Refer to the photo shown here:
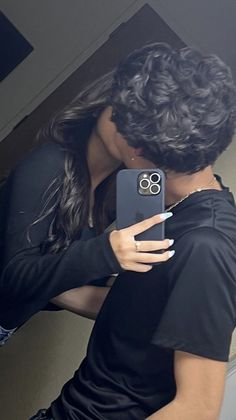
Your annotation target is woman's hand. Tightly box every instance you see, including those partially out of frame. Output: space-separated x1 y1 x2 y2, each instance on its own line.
109 212 174 273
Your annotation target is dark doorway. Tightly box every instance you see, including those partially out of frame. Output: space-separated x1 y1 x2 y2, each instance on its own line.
0 11 33 82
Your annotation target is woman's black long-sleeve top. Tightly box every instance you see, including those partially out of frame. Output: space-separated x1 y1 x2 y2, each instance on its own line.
0 142 121 329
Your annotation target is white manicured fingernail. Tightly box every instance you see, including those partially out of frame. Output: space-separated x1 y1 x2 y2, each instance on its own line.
159 212 173 220
169 239 174 246
169 250 175 258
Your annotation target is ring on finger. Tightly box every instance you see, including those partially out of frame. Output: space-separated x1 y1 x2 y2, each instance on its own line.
135 240 141 252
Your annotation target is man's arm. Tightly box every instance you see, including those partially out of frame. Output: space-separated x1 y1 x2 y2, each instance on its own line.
146 350 227 420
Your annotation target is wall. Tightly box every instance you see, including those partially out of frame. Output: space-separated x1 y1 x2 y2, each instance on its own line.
215 141 236 359
148 0 236 76
220 357 236 419
0 311 94 419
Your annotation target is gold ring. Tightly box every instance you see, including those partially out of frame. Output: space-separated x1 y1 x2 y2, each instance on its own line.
135 241 141 252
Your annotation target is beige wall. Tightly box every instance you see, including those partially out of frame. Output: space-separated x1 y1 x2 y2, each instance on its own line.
0 312 94 420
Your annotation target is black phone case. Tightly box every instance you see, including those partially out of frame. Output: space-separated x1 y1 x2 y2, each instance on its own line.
116 169 165 241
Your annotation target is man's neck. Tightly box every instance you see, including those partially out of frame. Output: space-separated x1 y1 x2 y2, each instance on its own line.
165 167 221 206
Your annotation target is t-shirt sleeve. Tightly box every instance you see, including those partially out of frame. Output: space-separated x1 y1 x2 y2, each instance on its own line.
1 142 121 305
152 228 236 362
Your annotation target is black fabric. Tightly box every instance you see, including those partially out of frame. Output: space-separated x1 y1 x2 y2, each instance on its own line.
51 182 236 420
0 142 122 329
29 409 53 420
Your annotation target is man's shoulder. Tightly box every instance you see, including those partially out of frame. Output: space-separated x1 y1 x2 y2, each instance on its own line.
168 192 236 247
174 225 236 260
177 225 231 244
168 225 236 284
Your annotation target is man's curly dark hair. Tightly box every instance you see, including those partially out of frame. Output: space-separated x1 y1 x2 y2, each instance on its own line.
111 43 236 173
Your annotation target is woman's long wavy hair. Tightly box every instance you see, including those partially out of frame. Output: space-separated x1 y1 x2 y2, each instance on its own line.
33 71 118 253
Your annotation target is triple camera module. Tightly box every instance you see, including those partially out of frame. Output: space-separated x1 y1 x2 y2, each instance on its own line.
138 172 161 195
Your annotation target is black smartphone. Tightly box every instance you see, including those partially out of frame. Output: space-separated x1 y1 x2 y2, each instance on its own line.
116 169 165 241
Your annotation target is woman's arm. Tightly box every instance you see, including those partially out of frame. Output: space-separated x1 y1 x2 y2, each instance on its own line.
51 276 117 319
51 285 111 320
1 143 121 304
146 350 226 420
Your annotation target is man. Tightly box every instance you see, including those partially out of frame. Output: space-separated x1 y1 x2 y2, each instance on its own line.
32 43 236 419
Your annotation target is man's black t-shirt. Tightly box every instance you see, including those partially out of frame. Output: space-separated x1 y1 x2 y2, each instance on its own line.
51 183 236 419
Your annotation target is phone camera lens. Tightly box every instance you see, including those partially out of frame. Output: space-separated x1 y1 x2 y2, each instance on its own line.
150 183 160 195
150 173 160 183
140 178 150 189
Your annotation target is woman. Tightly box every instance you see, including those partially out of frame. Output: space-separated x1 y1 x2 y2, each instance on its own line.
0 49 175 345
31 43 236 420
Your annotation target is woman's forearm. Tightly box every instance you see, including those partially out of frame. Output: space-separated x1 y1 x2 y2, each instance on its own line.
51 285 111 320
